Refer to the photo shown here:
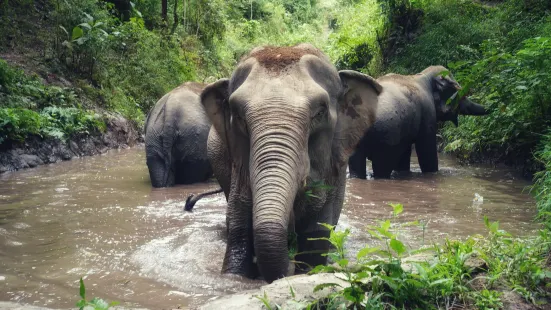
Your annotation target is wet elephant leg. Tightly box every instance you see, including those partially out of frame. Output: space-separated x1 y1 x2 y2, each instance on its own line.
415 133 438 173
222 170 258 279
147 154 174 187
371 147 398 178
294 229 330 274
174 158 213 184
348 149 367 179
395 145 412 172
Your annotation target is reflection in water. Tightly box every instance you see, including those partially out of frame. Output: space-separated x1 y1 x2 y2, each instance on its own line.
0 146 536 309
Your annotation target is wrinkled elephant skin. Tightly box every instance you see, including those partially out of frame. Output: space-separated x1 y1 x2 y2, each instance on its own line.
144 82 213 188
201 44 381 283
348 66 488 179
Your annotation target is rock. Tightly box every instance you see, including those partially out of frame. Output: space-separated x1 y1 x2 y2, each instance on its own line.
464 256 487 272
199 273 350 310
501 291 539 310
0 302 151 310
0 113 141 174
20 154 43 167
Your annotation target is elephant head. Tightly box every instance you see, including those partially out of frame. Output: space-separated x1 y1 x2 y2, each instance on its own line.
423 66 488 126
201 44 381 282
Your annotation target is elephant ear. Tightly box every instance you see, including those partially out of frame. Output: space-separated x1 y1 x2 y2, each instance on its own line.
201 78 230 140
333 70 381 166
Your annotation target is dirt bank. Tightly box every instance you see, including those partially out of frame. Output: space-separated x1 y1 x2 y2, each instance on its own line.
0 114 142 173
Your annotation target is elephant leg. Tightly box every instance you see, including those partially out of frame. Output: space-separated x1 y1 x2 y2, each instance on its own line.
174 158 212 184
395 145 412 172
371 147 397 178
348 149 367 179
415 132 438 173
146 154 174 187
222 176 257 279
294 229 330 274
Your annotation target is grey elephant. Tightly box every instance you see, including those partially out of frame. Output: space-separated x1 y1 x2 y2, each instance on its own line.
145 82 213 188
187 44 381 283
348 66 488 179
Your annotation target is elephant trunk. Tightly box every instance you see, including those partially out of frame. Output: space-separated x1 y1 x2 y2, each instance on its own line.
250 118 307 283
459 98 488 116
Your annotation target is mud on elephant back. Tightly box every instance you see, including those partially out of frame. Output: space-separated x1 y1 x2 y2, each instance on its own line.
348 65 489 179
184 43 384 283
144 82 214 188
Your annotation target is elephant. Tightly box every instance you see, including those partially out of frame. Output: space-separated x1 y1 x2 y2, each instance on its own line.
144 82 213 188
188 43 381 283
348 66 488 179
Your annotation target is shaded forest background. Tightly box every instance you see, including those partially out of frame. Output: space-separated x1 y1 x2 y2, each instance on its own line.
1 0 551 213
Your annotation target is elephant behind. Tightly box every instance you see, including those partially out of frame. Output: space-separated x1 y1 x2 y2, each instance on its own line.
348 66 488 179
144 82 213 187
198 44 382 283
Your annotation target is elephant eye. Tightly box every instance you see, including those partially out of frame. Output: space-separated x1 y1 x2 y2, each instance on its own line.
231 112 248 135
314 107 327 119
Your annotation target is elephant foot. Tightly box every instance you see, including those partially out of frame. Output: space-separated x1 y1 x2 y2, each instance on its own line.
222 263 259 280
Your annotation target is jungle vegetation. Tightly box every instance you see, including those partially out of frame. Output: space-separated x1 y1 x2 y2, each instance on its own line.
1 0 551 308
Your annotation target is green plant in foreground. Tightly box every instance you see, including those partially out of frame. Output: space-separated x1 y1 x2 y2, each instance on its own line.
472 289 503 310
305 203 551 309
76 278 118 310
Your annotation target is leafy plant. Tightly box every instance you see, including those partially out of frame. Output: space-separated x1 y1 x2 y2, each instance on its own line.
76 278 119 310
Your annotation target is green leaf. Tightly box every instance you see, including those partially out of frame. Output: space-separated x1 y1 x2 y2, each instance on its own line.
390 203 403 216
76 300 86 308
72 26 84 40
430 278 451 286
357 246 380 260
83 12 94 23
381 220 391 231
90 297 109 310
79 278 86 300
337 258 349 268
308 264 337 274
78 22 92 30
439 70 450 77
390 238 406 256
59 25 69 36
313 282 342 292
412 262 428 279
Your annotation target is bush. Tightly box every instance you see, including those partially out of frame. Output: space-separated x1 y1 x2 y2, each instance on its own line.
441 35 551 160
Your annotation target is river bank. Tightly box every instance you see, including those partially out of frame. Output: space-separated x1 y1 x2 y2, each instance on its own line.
0 114 142 174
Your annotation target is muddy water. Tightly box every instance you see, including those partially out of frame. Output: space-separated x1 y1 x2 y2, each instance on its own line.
0 146 536 309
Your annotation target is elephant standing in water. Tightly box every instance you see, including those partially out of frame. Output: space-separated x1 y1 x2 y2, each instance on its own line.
348 66 488 179
192 44 381 283
145 82 213 188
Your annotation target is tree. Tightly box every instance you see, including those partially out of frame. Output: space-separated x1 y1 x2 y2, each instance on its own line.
162 0 167 23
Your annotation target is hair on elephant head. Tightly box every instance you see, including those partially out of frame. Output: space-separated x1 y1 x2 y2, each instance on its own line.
424 66 488 127
200 43 381 283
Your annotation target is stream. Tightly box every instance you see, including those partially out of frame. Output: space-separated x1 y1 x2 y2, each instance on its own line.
0 146 537 309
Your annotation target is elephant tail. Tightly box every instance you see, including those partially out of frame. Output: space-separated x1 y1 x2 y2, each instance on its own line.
184 188 224 211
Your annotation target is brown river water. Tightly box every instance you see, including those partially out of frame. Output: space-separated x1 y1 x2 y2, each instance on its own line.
0 146 537 309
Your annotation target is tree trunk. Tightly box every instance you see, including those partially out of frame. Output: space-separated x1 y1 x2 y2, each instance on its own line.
161 0 168 23
170 0 178 34
183 0 187 32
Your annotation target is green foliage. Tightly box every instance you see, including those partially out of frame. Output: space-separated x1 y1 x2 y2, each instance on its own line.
76 278 119 310
472 289 503 310
533 132 551 218
0 60 105 144
307 206 551 309
442 35 551 159
0 108 43 144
